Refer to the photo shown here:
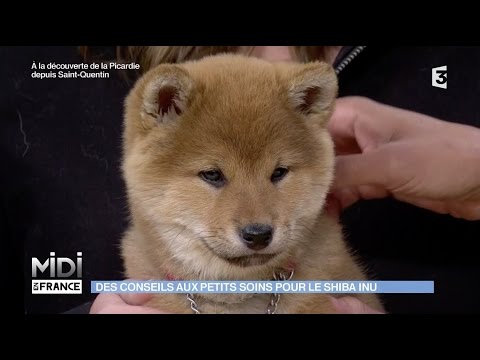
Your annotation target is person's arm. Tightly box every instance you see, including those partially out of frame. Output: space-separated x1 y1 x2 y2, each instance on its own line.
324 97 480 314
327 96 480 220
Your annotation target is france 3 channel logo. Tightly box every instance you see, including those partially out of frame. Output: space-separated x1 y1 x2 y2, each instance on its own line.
432 65 447 89
31 252 82 294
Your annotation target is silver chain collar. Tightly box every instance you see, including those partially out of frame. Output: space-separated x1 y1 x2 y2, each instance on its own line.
186 269 294 314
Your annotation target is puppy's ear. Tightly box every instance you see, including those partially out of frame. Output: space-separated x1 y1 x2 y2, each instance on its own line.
142 65 194 124
280 62 338 123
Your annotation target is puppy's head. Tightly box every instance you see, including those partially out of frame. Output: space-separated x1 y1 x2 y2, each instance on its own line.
123 55 337 278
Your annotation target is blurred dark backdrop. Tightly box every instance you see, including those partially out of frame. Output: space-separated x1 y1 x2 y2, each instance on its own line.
1 46 130 313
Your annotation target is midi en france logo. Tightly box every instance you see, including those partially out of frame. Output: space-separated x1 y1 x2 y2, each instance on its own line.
31 252 82 294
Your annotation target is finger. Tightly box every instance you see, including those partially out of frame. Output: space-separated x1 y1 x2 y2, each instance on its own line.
118 279 154 305
333 151 394 189
120 292 154 306
330 296 384 314
333 186 390 210
328 103 362 155
324 193 341 219
329 133 362 156
450 203 480 221
327 98 359 139
329 97 395 153
331 188 360 210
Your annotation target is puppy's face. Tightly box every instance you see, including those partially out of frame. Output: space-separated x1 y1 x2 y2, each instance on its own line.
123 55 337 277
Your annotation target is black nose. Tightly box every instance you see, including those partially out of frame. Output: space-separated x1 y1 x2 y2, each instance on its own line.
240 224 273 250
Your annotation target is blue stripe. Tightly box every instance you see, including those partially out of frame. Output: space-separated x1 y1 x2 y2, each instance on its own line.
91 280 434 294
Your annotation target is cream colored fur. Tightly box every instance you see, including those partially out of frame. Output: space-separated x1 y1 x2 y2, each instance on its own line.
121 54 383 314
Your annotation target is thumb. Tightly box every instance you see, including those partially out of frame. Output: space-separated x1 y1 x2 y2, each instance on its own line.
333 151 393 189
120 292 154 306
118 279 154 305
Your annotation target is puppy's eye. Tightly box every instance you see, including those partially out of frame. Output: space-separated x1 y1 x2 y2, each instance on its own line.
199 170 226 188
271 167 289 183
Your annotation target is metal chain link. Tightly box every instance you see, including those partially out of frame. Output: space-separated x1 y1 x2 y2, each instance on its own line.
266 269 294 314
186 292 201 314
187 269 294 315
265 293 281 314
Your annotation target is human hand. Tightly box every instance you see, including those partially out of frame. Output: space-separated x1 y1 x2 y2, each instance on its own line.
90 292 167 314
327 96 480 220
330 296 385 314
89 284 383 314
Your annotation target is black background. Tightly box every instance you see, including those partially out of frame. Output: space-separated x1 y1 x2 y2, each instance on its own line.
338 46 480 314
2 46 130 313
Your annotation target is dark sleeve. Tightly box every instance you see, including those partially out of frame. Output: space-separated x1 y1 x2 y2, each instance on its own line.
64 301 94 314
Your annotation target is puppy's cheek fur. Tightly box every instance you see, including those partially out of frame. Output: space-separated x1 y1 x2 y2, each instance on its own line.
120 55 381 313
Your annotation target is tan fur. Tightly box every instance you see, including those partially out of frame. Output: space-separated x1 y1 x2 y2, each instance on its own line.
121 54 383 313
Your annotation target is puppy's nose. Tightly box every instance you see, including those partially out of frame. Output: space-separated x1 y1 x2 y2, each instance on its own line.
240 224 273 250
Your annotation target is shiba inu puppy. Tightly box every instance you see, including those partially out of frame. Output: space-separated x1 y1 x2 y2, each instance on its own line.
121 54 383 313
